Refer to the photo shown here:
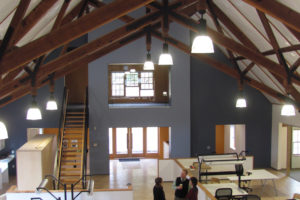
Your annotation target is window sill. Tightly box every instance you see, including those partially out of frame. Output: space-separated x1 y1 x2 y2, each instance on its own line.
109 103 170 109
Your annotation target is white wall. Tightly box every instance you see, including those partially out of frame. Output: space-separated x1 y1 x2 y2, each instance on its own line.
278 123 287 169
292 156 300 168
224 124 245 154
271 104 300 169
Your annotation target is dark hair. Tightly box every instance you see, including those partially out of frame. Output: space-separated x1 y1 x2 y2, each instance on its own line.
155 177 163 187
182 169 188 175
190 177 198 190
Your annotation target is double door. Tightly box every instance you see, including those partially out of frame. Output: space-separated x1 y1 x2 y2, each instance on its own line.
109 127 159 158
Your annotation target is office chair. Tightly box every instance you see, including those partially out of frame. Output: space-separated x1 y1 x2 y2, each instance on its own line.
244 195 261 200
215 188 232 200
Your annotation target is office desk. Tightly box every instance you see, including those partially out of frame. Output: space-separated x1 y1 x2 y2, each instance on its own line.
0 155 15 189
202 183 248 196
227 169 279 195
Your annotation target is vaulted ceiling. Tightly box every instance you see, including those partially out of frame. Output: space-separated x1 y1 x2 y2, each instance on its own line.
0 0 299 108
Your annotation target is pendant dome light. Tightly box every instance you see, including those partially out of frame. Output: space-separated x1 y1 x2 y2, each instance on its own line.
27 65 42 120
27 97 42 120
144 52 154 70
46 76 58 110
236 79 247 108
191 1 214 54
158 42 173 65
159 0 173 66
143 21 154 70
281 104 296 116
281 95 296 116
0 121 8 140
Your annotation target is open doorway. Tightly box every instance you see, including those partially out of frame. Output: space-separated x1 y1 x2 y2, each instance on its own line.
108 127 170 159
215 124 246 154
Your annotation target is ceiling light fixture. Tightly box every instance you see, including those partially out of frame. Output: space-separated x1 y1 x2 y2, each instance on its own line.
27 96 42 120
46 77 58 110
0 121 8 140
191 6 214 53
144 52 154 70
281 104 296 116
236 79 247 108
159 0 173 66
158 42 173 65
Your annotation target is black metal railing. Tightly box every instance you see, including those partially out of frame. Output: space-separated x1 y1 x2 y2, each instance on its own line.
81 87 89 189
71 175 94 200
56 87 68 188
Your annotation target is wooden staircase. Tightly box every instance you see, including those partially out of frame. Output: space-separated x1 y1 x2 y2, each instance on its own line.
58 105 85 188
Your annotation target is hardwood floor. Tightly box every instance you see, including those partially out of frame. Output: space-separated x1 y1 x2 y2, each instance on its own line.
92 159 300 200
1 159 300 200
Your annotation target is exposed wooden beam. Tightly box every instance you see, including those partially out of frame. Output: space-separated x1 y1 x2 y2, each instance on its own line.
61 0 86 26
0 0 31 53
51 0 71 31
10 0 59 46
242 62 255 76
0 29 146 107
31 11 161 82
0 0 154 75
235 44 300 61
242 0 300 33
88 0 134 23
151 30 298 106
3 68 23 83
256 10 300 103
208 1 257 51
291 57 300 73
207 0 242 75
0 12 161 98
169 11 300 85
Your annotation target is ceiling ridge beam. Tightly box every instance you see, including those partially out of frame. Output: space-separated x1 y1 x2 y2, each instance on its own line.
0 0 154 76
151 29 297 106
242 0 300 33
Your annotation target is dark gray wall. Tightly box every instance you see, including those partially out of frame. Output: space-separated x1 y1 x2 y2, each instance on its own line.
88 21 191 174
0 78 64 154
190 47 272 168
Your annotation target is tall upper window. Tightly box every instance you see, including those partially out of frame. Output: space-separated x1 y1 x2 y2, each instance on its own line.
293 129 300 155
230 125 236 150
108 64 169 104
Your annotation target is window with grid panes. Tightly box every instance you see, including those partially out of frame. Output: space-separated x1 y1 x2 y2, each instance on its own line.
109 64 169 103
293 129 300 155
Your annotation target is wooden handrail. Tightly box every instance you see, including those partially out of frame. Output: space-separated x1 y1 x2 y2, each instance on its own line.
80 87 89 189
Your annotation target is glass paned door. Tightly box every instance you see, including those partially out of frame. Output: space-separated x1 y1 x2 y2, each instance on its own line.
131 127 143 154
146 127 158 153
116 128 128 154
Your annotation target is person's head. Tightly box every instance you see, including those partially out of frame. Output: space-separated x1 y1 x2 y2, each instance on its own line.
190 177 198 188
181 169 188 179
155 177 163 187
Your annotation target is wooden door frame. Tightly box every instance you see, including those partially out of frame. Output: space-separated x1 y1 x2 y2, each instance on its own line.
109 127 159 159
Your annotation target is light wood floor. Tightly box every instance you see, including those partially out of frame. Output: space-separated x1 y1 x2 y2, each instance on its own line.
2 159 300 200
93 159 300 200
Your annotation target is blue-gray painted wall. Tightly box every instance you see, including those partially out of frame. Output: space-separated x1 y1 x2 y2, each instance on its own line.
88 21 191 174
0 78 64 154
190 47 272 168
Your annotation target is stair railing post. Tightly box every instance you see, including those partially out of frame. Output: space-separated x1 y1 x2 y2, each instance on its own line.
64 184 67 200
71 184 74 200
